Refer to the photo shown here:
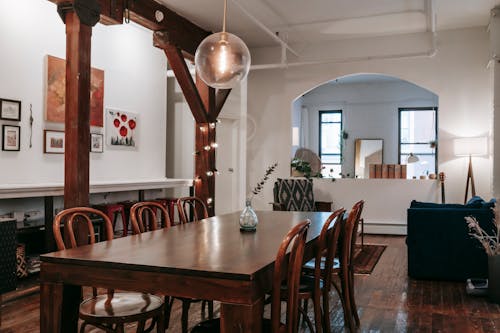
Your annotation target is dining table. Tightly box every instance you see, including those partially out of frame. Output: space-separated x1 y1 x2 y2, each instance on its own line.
40 210 332 333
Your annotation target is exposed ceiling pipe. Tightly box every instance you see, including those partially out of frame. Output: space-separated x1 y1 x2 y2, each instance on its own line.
251 0 437 71
229 0 299 57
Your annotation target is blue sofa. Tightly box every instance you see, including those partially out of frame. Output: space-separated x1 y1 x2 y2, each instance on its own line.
407 198 495 281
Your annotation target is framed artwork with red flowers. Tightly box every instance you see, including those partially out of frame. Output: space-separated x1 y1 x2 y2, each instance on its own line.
106 109 137 147
45 55 104 127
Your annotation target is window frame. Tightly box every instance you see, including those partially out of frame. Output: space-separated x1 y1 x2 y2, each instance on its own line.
318 110 343 175
398 107 438 174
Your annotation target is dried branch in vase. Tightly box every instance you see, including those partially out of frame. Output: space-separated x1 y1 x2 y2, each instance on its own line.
248 162 278 200
465 204 500 256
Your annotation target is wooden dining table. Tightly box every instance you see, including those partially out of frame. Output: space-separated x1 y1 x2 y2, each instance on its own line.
40 210 332 333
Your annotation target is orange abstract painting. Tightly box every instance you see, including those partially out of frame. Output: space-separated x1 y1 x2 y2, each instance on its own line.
46 55 104 127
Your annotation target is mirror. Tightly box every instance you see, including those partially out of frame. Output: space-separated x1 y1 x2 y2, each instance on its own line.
354 139 383 178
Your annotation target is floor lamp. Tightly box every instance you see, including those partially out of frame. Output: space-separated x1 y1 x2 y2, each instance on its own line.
454 137 488 204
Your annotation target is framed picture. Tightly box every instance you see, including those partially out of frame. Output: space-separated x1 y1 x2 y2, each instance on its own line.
2 125 20 151
46 55 104 127
106 109 138 148
0 99 21 121
44 130 64 154
90 133 104 153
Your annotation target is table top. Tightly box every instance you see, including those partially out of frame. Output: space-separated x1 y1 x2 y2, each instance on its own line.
41 210 331 281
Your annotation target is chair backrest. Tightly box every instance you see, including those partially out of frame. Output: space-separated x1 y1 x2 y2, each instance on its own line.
342 200 365 269
274 178 315 211
53 207 114 250
130 201 171 234
176 197 209 223
312 208 345 290
271 220 310 333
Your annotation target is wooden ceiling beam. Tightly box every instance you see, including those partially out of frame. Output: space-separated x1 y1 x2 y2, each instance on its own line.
158 40 208 123
49 0 210 55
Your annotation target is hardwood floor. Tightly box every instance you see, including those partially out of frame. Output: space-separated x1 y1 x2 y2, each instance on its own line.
1 235 499 332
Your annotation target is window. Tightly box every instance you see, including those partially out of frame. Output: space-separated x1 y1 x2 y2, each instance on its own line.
319 110 342 178
399 107 437 179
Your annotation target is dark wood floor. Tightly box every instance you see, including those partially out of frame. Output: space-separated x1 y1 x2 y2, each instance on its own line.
1 235 499 332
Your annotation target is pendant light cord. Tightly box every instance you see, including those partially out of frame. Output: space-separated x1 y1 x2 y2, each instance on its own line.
222 0 227 33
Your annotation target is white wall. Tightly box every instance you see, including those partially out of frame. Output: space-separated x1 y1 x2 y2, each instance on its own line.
247 27 493 212
299 79 438 177
0 0 167 185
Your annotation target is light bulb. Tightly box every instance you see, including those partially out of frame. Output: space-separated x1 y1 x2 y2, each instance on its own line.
207 197 213 204
195 32 251 89
199 126 206 132
209 122 216 129
206 171 214 177
204 145 211 151
211 142 219 148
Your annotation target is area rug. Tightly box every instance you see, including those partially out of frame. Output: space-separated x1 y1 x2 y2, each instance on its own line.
352 244 386 274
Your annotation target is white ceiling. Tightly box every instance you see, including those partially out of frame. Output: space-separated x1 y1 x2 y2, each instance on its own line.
159 0 500 47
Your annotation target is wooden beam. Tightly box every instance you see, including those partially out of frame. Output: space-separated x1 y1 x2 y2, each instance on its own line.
62 9 93 248
50 0 210 55
159 41 208 123
195 74 217 216
214 89 231 119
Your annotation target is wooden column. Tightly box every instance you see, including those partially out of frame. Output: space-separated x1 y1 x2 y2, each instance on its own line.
195 74 216 216
57 2 99 245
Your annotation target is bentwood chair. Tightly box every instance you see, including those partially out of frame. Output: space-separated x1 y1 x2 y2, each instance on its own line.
303 200 364 332
53 207 164 333
191 220 311 333
174 197 214 333
177 196 209 224
291 208 345 333
130 201 171 234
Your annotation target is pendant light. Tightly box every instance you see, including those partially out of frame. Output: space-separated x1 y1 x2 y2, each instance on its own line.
195 0 251 89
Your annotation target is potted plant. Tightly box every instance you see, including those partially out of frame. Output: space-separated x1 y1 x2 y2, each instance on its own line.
465 205 500 303
291 158 312 178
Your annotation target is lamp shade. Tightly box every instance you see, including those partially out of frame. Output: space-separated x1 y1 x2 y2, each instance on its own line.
407 153 419 164
454 137 488 156
195 32 251 89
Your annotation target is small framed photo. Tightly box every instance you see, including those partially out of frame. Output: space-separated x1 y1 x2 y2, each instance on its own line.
2 125 20 151
0 99 21 121
90 133 104 153
44 130 64 154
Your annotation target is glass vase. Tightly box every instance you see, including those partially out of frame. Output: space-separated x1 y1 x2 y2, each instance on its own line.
239 199 258 231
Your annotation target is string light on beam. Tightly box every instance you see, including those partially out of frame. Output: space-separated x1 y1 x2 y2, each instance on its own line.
207 197 213 204
211 142 219 148
209 122 216 129
206 171 214 177
204 145 211 151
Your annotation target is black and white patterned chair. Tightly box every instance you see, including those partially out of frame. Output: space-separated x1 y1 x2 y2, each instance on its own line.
272 178 331 211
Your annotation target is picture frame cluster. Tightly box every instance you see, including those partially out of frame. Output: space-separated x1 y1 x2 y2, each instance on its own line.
1 98 21 151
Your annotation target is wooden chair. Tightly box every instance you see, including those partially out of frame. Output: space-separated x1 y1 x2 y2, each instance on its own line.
302 200 364 333
292 208 345 333
191 220 311 333
130 201 171 234
177 196 209 223
170 197 214 333
53 207 164 333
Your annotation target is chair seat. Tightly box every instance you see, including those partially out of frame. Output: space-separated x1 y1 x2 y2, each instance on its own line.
280 274 324 297
79 292 163 322
302 256 340 271
191 318 285 333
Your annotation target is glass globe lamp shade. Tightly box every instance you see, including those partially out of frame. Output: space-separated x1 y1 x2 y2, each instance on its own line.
195 32 251 89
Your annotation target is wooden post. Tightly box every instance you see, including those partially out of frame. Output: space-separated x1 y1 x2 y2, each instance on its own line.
57 2 99 246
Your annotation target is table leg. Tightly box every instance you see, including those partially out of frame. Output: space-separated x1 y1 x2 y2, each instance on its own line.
220 298 264 333
40 282 80 333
